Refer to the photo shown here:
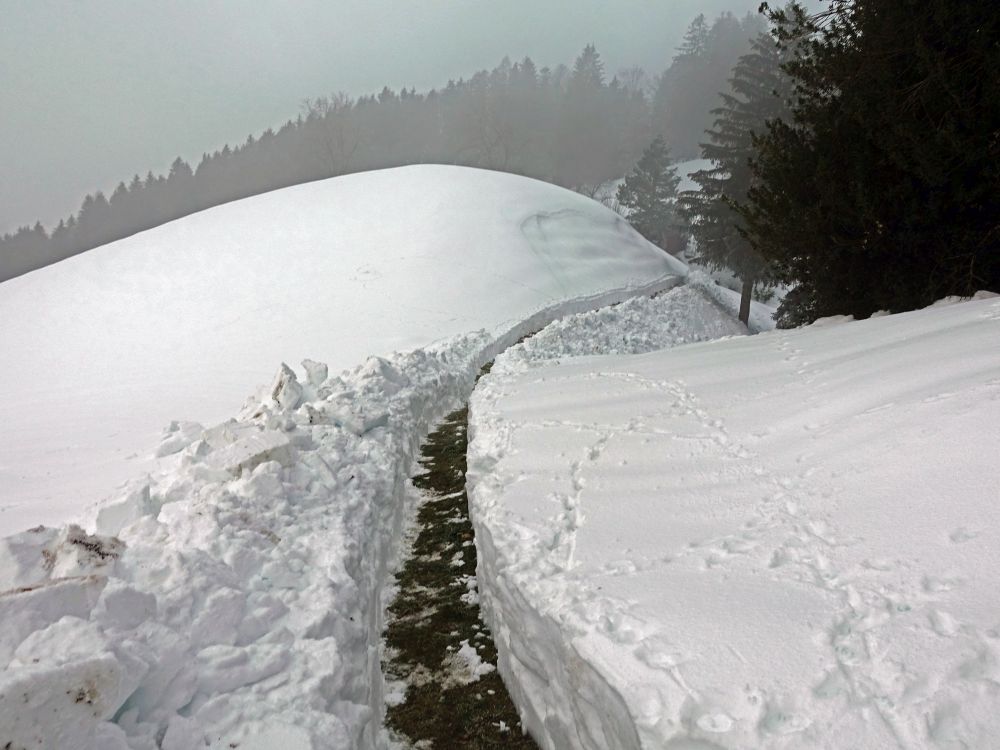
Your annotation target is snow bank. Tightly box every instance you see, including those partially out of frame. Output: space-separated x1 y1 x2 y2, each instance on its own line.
0 164 683 535
468 294 1000 748
687 268 778 333
0 165 685 748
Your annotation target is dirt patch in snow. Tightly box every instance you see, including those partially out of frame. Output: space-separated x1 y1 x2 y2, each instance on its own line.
383 406 537 748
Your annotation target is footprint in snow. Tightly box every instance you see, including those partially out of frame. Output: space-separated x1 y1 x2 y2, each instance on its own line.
696 712 734 733
929 609 960 637
759 705 812 735
949 526 979 543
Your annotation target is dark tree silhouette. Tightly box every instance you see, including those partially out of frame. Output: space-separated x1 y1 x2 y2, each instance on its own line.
616 136 680 251
742 1 1000 326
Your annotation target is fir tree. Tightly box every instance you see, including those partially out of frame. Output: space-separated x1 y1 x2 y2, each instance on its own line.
616 136 680 250
744 1 1000 326
680 31 794 325
572 44 605 89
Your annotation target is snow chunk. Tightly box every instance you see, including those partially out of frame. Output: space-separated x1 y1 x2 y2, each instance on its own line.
155 420 206 458
2 616 144 750
301 358 328 388
95 482 156 537
203 428 292 475
442 639 495 686
269 363 304 411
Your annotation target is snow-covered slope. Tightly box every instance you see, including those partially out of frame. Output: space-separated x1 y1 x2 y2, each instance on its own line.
0 165 682 535
0 166 684 750
468 294 1000 749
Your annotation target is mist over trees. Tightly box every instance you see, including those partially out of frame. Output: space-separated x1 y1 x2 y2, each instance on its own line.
652 12 766 158
1 10 767 283
10 0 994 333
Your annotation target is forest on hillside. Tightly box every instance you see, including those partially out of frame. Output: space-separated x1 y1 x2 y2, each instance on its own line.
4 1 997 330
0 11 762 283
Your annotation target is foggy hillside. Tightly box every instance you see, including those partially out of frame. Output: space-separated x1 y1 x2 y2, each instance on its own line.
1 11 761 282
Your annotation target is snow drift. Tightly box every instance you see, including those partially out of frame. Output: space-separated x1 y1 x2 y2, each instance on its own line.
0 165 684 749
468 293 1000 749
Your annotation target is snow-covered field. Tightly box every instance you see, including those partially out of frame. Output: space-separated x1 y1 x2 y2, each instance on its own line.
468 293 1000 748
0 166 684 749
0 164 680 535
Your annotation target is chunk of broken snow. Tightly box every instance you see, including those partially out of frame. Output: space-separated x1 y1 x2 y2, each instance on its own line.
301 359 328 388
1 616 144 750
0 525 122 591
203 429 292 475
269 363 304 411
154 420 206 458
95 482 157 537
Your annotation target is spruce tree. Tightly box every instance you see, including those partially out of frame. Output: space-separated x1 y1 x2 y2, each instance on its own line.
616 136 680 250
680 31 794 325
743 1 1000 326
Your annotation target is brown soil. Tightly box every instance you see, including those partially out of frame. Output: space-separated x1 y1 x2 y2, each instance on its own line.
383 406 537 749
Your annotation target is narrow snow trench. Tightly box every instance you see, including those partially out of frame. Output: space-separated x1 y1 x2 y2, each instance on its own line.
383 396 538 748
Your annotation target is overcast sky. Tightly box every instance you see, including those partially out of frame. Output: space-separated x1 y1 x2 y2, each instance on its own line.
1 0 764 235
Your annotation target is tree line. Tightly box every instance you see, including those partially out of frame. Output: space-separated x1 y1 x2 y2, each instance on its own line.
0 11 762 282
619 0 998 326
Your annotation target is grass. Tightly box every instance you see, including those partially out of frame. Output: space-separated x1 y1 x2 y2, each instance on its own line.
384 406 537 749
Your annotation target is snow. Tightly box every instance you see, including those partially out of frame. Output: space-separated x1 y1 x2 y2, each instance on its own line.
468 293 1000 748
0 165 684 749
0 164 683 536
687 268 779 333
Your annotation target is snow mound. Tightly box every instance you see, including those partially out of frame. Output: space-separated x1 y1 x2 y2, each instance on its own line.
468 295 1000 749
0 164 683 534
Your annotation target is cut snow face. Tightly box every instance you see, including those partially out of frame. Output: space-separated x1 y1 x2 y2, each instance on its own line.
0 166 684 750
468 294 1000 749
0 164 682 534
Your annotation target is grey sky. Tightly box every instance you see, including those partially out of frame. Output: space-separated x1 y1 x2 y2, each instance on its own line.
1 0 763 235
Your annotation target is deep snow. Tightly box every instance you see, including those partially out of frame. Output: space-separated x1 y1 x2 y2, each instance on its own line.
0 166 684 749
468 292 1000 749
0 164 682 535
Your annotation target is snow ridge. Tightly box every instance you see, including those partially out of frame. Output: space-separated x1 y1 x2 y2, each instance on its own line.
0 274 680 750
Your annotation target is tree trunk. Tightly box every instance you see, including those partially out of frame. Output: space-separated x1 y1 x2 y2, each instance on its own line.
739 275 754 326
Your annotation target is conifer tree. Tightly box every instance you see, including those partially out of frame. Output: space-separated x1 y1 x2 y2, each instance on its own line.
680 31 794 325
571 44 605 89
616 136 680 250
744 1 1000 326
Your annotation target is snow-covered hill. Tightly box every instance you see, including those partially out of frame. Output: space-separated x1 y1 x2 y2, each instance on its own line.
0 165 681 535
468 293 1000 749
0 166 685 750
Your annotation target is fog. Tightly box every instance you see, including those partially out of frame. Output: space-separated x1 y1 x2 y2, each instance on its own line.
0 0 766 235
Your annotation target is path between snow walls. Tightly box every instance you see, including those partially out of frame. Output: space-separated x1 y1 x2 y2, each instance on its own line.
466 294 1000 749
0 274 681 750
